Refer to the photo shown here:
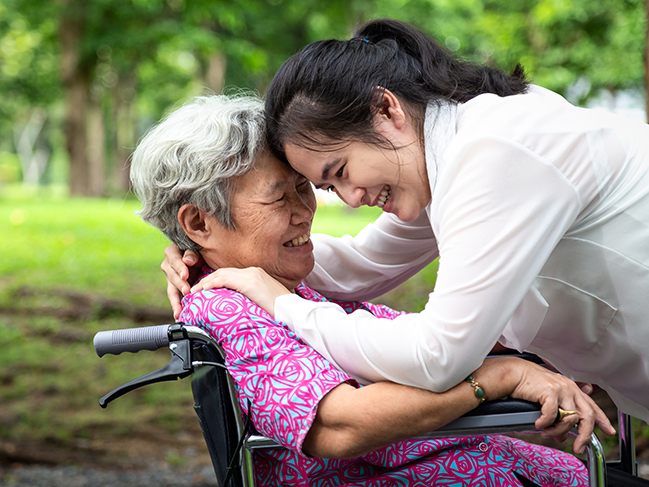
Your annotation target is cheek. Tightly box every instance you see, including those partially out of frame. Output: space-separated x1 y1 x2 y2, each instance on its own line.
303 190 317 213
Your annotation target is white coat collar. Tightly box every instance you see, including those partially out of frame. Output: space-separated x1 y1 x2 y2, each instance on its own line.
424 102 458 221
423 101 458 213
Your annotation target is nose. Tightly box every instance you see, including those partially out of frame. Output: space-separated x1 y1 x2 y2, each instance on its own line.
335 185 365 208
290 188 316 225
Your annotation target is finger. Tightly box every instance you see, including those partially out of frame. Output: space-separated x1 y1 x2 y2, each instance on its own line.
596 413 616 436
535 389 560 430
164 245 190 281
162 262 191 295
182 249 200 266
572 397 597 454
573 417 594 455
191 274 222 293
191 268 239 293
575 393 612 433
542 411 580 439
589 398 616 436
576 382 593 395
167 281 184 320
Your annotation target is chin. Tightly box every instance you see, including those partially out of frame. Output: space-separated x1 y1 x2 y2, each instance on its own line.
395 210 419 222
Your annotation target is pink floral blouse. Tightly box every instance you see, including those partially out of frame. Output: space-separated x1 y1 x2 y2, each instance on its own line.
179 281 587 487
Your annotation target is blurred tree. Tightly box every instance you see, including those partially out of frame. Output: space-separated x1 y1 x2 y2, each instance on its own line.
470 0 646 105
1 0 646 195
0 0 59 185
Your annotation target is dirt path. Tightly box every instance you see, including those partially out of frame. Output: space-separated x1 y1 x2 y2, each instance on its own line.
0 433 215 486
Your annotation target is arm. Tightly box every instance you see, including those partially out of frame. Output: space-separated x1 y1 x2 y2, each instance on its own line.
180 289 613 459
305 356 614 458
275 138 583 392
306 209 439 301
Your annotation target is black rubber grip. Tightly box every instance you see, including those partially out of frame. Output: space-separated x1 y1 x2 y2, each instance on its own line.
94 325 170 357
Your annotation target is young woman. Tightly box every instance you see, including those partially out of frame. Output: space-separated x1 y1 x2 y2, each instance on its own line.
164 19 649 425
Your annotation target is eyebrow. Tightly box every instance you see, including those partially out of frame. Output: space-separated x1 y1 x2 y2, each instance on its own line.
267 178 288 195
320 158 342 182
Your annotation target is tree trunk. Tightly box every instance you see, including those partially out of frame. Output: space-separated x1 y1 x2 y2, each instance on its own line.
113 80 136 193
59 0 90 196
87 94 105 196
15 109 49 185
204 53 227 94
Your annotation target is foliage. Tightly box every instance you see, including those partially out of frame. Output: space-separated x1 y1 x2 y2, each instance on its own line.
0 0 645 191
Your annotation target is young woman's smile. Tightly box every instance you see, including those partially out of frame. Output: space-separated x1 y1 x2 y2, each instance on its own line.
284 139 430 222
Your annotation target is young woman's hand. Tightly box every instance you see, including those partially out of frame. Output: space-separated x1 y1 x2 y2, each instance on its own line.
475 357 615 454
191 267 291 316
161 244 204 319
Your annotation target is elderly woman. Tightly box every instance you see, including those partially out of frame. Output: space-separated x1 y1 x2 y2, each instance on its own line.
129 95 612 487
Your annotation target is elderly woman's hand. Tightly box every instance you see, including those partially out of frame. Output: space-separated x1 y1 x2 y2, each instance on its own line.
191 267 291 316
161 244 204 319
500 358 616 454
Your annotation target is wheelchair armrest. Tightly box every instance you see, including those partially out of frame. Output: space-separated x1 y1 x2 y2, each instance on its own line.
244 399 543 450
429 399 542 437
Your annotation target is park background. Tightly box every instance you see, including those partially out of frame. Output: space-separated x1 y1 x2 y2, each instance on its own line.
1 0 648 484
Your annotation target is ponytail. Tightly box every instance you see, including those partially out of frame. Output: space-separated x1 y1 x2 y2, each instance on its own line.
357 19 528 102
265 19 528 160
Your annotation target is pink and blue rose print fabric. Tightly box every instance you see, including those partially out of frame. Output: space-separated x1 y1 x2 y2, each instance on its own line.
179 280 587 487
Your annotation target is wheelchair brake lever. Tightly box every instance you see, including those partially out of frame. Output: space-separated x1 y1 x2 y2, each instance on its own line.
99 334 193 408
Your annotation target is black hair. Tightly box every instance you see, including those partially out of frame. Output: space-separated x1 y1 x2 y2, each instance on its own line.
265 18 528 160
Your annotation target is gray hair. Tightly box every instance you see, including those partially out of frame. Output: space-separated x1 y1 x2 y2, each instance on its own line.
130 94 266 251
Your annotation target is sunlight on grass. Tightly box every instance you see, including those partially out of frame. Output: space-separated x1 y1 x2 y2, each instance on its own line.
0 196 171 307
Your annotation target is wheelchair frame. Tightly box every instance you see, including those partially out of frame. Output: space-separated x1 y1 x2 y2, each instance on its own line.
95 323 637 487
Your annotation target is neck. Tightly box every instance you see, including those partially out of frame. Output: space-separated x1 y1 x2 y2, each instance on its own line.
201 251 300 294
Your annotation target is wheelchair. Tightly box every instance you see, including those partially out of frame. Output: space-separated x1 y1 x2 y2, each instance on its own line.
94 323 639 487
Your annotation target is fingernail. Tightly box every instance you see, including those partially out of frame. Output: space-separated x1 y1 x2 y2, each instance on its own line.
186 255 197 264
576 446 584 455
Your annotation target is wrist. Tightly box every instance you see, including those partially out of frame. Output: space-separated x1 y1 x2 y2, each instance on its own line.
464 375 486 404
474 357 520 401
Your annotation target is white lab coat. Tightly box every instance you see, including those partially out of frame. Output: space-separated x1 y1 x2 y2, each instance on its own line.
276 85 649 421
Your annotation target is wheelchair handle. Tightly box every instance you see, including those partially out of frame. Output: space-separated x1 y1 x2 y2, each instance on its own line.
94 324 170 357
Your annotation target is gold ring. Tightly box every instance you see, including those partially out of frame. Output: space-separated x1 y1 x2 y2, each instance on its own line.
557 408 578 421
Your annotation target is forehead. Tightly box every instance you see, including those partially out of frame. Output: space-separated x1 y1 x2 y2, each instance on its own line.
237 151 296 195
284 142 347 182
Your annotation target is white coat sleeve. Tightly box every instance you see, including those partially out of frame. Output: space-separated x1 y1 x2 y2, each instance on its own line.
277 137 583 391
304 210 439 301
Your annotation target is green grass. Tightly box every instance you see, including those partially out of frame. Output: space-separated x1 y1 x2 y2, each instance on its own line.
0 196 171 307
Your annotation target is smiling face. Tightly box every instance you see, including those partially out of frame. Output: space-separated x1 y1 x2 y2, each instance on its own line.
284 129 431 223
282 90 431 223
199 152 316 291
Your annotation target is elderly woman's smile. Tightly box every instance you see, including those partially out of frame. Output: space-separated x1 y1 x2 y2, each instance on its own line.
186 152 317 292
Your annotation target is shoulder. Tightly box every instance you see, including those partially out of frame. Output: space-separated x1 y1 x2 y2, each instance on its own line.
458 87 551 131
179 287 276 340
